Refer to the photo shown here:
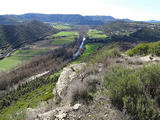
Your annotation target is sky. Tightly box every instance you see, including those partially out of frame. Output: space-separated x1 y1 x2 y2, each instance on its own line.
0 0 160 21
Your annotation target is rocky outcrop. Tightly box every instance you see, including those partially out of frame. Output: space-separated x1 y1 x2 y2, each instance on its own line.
26 63 124 120
53 63 87 104
118 54 160 66
37 104 81 120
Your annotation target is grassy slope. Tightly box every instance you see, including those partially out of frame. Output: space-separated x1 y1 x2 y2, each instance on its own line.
74 43 121 64
74 43 103 63
0 72 59 120
0 83 55 120
88 29 108 39
0 49 47 70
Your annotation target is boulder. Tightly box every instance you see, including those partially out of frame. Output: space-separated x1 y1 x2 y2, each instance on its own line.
53 63 86 103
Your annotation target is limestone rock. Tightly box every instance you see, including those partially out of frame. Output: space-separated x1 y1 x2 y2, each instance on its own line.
53 63 86 102
73 103 81 110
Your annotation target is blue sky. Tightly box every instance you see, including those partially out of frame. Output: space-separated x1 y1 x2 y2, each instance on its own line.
0 0 159 21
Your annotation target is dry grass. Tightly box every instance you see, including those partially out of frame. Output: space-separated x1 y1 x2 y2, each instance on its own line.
68 80 89 105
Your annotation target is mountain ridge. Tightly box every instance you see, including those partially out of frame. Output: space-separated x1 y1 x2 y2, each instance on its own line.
0 13 160 25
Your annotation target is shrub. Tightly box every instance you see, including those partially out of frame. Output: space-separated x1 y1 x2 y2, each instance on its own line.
104 65 160 120
126 43 149 56
126 41 160 56
68 80 90 105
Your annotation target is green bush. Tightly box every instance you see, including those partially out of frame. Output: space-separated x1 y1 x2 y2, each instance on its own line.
126 41 160 56
104 65 160 120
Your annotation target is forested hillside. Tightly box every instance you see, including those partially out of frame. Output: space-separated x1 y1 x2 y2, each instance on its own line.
0 20 57 49
102 21 160 43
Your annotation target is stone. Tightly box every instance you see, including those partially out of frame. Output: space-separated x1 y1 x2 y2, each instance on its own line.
73 104 81 110
55 112 67 119
54 63 86 102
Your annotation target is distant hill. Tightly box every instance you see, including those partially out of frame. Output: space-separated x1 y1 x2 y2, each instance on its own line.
102 21 160 43
130 27 160 42
102 21 157 36
0 13 134 25
85 16 116 23
0 16 18 25
1 13 160 25
0 20 57 49
1 14 105 25
148 20 160 23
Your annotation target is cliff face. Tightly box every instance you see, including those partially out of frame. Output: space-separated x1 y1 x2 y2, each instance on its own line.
27 63 124 120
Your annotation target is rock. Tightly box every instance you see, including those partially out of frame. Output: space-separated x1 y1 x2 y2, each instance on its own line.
37 110 57 120
55 112 67 119
37 105 73 120
54 63 86 103
73 104 81 110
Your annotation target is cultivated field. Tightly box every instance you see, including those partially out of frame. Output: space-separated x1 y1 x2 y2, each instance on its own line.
0 49 47 71
51 31 79 45
0 31 79 71
88 29 108 39
52 24 71 30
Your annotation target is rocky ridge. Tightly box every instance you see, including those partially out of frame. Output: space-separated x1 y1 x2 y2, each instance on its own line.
26 63 124 120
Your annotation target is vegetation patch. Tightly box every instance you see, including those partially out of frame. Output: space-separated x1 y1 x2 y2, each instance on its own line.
104 65 160 120
51 36 76 45
0 72 60 120
51 31 79 45
0 49 47 70
52 24 71 30
88 29 108 39
126 41 160 56
54 31 78 37
87 44 121 64
74 43 103 63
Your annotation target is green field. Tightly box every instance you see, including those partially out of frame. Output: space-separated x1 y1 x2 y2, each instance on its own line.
51 36 76 45
51 31 79 45
0 49 47 71
52 24 71 30
74 43 103 63
54 31 79 37
88 29 108 39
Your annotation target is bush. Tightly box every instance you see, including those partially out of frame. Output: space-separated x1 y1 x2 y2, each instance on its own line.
126 41 160 56
104 65 160 120
126 43 149 56
68 80 90 105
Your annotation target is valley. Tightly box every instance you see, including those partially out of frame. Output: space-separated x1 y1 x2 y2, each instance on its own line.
0 29 79 71
0 16 160 120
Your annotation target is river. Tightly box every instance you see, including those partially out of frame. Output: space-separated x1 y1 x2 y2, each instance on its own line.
73 37 86 59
